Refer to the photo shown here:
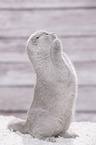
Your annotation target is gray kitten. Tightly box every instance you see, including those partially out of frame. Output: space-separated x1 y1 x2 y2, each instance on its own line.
8 31 78 141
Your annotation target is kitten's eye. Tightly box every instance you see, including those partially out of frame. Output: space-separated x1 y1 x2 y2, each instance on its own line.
36 36 39 39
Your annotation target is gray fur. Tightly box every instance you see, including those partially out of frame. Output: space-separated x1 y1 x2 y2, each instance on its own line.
8 31 78 141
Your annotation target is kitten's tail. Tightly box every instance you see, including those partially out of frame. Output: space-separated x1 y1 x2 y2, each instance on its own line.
8 119 28 134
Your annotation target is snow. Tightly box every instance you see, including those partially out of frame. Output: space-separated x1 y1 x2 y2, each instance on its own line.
0 116 96 145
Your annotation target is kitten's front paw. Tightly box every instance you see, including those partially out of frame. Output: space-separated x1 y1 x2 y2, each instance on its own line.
52 39 62 51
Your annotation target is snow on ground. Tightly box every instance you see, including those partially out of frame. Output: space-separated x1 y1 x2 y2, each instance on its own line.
0 116 96 145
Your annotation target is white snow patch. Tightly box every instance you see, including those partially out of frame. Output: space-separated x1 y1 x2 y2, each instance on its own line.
0 116 96 145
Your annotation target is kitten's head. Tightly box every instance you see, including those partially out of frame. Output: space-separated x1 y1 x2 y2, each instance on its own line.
27 30 57 66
